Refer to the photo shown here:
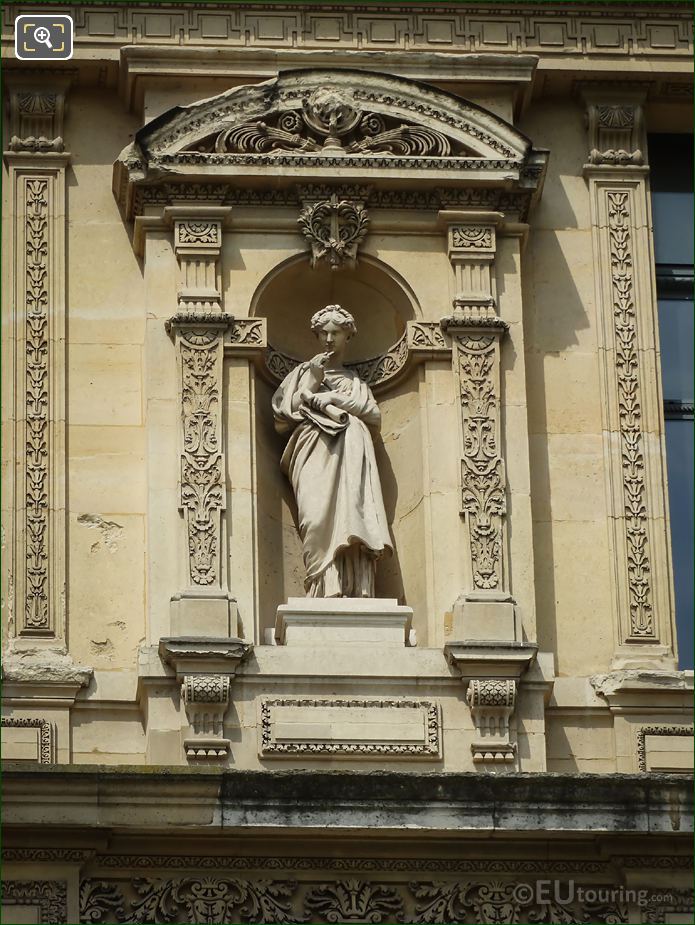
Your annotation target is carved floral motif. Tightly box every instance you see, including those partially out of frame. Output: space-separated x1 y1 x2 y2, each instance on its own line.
24 178 51 631
451 226 493 250
607 190 653 637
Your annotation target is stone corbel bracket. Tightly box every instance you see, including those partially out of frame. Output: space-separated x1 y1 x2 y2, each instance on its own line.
159 637 252 761
466 678 517 764
261 320 451 395
445 641 537 770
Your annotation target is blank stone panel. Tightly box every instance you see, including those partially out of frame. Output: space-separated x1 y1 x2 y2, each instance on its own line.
308 16 344 42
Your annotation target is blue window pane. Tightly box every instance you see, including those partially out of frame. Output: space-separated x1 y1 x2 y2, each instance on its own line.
658 298 694 403
652 191 695 266
665 418 694 670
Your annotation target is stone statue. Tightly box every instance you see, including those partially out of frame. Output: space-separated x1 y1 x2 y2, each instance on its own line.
272 305 392 597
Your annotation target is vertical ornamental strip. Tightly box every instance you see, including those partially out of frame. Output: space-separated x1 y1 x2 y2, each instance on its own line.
440 215 513 615
165 208 237 638
5 79 71 643
582 88 676 668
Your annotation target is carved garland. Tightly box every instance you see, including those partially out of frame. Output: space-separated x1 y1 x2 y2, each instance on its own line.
607 190 654 638
24 177 51 631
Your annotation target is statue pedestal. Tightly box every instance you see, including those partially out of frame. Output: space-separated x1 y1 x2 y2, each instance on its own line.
275 597 413 647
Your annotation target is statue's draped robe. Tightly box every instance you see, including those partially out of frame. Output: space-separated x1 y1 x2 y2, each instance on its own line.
272 364 392 597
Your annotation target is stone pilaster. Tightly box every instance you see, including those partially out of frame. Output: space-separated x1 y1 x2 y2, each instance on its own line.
582 87 676 670
165 208 237 637
439 213 518 642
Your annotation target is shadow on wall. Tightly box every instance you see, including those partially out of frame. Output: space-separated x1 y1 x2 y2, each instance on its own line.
512 99 602 671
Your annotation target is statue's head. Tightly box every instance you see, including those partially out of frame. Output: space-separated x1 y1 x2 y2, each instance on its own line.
310 304 357 338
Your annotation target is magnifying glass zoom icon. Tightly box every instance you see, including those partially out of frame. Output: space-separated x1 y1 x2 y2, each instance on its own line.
34 26 53 48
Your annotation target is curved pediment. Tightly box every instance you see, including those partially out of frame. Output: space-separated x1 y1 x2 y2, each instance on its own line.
136 68 531 165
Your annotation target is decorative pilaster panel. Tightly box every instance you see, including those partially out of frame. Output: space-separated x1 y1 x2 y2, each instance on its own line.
5 79 70 644
165 207 236 638
167 314 232 595
447 323 509 595
583 89 675 668
441 215 511 607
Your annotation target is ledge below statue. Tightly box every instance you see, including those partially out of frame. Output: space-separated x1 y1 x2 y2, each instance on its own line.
275 597 413 647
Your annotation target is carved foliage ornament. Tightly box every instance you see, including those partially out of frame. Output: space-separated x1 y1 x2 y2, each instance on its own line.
298 194 369 270
607 190 653 638
24 177 51 631
455 333 506 592
173 322 229 588
75 876 656 923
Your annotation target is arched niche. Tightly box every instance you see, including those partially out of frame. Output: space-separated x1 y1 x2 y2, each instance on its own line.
250 252 418 364
252 253 427 641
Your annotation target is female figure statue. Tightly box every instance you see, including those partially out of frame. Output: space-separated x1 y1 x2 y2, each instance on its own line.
272 305 392 597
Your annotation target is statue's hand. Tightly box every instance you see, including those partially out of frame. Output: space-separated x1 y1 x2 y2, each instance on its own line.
308 351 333 378
307 391 335 413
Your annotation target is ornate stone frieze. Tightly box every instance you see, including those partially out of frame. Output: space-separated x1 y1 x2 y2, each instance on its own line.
131 183 533 222
3 880 68 924
181 674 231 759
298 193 369 270
74 873 687 924
226 317 267 352
466 679 517 763
0 715 53 764
79 877 300 924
